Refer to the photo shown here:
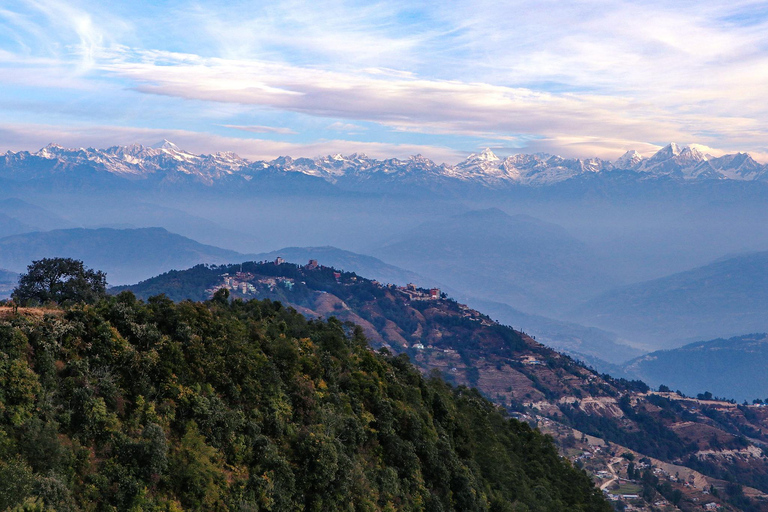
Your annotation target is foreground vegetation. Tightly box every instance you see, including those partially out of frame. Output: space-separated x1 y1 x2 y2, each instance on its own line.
0 291 609 511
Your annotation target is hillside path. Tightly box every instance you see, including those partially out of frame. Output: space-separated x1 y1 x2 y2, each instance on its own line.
599 457 622 491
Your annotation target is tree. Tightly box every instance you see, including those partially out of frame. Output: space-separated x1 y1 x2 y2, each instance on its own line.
12 258 107 306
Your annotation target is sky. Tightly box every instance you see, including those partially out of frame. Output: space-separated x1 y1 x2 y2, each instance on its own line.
2 0 768 163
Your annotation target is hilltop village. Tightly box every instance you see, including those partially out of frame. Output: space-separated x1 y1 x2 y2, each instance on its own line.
208 257 444 304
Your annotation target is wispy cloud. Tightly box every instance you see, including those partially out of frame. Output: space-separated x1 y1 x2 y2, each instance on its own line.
1 1 768 159
95 48 716 155
326 122 367 132
223 124 297 135
1 0 129 68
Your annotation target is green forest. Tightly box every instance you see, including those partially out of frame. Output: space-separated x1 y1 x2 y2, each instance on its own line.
0 291 610 511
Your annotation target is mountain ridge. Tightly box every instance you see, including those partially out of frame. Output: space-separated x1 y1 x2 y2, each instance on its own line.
3 141 767 189
572 250 768 348
621 333 768 402
0 227 247 285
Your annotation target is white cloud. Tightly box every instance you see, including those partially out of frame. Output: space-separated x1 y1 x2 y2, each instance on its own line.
3 0 129 68
326 122 367 132
95 49 710 156
223 124 298 135
2 1 768 159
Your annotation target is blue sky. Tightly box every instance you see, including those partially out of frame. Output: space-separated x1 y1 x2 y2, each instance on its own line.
2 0 768 162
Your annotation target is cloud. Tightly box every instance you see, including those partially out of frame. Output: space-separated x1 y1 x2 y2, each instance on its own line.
96 50 702 154
2 1 768 159
223 124 297 135
177 1 434 68
326 122 367 132
2 0 129 69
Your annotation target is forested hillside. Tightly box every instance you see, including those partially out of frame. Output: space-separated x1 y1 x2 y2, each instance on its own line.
0 294 609 511
119 260 768 510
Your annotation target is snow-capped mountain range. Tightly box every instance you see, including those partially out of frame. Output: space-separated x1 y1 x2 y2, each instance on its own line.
1 140 767 189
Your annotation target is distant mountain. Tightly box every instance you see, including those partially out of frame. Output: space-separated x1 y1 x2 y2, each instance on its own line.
0 227 247 284
621 143 767 181
0 141 336 194
572 251 768 348
467 298 644 366
0 267 18 298
374 208 616 314
0 268 17 282
622 334 768 402
0 198 76 231
0 198 76 237
0 213 36 239
2 141 767 191
69 200 253 252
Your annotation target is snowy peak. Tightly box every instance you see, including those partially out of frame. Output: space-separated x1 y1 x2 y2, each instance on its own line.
648 143 682 163
152 139 180 150
678 146 707 165
2 141 767 188
451 148 510 183
614 150 644 169
645 143 706 165
667 142 682 156
475 148 500 162
638 143 714 178
35 143 69 159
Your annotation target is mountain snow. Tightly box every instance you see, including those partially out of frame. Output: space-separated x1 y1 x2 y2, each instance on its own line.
1 141 766 188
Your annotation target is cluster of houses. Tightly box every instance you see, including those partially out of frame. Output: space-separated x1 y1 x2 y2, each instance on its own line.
208 270 296 297
519 355 545 366
208 272 258 296
255 276 295 291
396 283 442 301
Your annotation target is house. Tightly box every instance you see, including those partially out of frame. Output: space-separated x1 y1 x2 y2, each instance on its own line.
275 257 285 265
430 288 441 299
306 259 319 269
